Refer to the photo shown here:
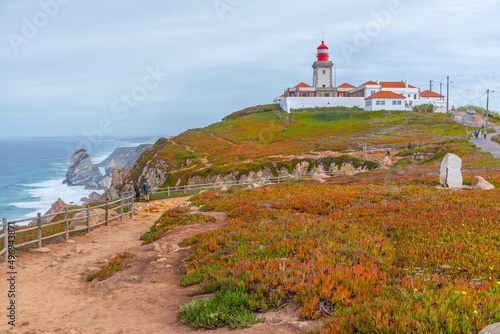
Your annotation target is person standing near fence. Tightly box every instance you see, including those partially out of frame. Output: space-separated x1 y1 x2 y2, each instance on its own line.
134 184 141 202
143 181 150 202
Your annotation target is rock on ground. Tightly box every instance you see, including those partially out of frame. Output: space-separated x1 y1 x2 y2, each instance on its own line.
472 176 495 190
479 322 500 334
439 153 463 188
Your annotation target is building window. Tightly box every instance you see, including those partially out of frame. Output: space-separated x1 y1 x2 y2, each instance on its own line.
310 93 314 97
397 100 402 105
322 85 326 88
392 101 397 105
324 93 329 97
381 101 385 105
291 93 295 97
414 94 417 99
301 93 306 97
339 93 343 97
376 101 381 105
371 90 376 95
322 70 326 75
408 94 411 98
366 101 371 106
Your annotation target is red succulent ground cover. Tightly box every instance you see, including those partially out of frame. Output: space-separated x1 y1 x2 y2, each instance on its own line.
179 166 500 333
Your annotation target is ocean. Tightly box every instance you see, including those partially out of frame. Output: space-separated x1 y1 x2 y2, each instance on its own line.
0 137 157 224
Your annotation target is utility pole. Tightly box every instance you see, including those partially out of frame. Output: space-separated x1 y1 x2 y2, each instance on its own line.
486 89 490 129
446 76 450 113
440 83 443 100
430 80 433 91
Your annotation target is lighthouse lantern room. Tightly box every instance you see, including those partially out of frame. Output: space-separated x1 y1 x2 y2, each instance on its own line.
317 41 329 61
312 41 336 97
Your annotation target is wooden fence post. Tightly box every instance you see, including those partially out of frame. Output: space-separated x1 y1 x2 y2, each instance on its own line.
105 199 109 226
37 213 42 248
167 186 170 197
129 195 134 219
120 196 124 222
2 218 8 260
86 204 91 233
64 208 69 240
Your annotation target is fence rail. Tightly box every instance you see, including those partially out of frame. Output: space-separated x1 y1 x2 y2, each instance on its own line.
0 193 134 258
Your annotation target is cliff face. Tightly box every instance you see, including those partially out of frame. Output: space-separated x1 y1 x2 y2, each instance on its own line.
63 149 103 187
98 144 153 171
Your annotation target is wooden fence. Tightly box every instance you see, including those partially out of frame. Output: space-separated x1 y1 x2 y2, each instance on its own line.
0 193 134 258
152 173 300 197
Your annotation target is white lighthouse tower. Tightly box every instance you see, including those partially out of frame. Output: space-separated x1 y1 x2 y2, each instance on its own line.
312 41 337 97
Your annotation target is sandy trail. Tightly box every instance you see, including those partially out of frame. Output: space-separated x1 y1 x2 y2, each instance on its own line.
1 197 319 334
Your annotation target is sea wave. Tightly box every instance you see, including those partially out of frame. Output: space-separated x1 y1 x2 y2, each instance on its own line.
11 179 103 221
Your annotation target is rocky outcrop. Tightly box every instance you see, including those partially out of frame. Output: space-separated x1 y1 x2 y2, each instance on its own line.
31 198 70 225
63 149 103 187
472 176 495 190
186 158 377 188
98 144 152 171
81 192 102 204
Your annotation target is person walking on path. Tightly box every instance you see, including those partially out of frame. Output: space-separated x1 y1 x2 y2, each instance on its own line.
386 146 391 157
142 181 150 202
475 129 479 139
484 130 487 140
134 184 141 202
408 142 412 150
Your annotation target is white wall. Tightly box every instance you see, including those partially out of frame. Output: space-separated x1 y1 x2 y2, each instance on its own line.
280 97 365 113
366 99 406 111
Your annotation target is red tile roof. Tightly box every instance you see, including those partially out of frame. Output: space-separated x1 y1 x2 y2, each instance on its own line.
361 81 378 86
294 82 312 88
365 91 406 100
420 90 444 97
380 82 416 89
338 83 356 89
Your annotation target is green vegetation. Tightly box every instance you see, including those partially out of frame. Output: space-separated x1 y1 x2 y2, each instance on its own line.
178 284 266 329
140 207 215 244
412 104 435 113
392 157 412 168
87 252 134 281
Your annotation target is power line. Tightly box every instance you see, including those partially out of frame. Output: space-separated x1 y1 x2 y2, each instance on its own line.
450 81 487 101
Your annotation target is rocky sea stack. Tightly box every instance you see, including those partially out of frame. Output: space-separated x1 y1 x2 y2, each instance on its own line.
63 149 103 187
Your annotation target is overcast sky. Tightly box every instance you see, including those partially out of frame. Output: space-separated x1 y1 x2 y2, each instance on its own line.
1 0 499 138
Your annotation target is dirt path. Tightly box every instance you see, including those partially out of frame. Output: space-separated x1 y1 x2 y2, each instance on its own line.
208 132 236 146
1 197 319 334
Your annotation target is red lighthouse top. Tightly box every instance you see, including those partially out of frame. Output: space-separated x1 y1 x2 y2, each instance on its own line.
317 41 329 61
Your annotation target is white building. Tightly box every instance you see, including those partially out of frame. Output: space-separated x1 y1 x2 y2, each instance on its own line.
364 91 406 111
277 40 452 113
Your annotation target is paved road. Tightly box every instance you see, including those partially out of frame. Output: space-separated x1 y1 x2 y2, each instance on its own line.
470 128 500 159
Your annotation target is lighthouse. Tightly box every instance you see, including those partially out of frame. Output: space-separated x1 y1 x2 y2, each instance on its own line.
312 41 337 97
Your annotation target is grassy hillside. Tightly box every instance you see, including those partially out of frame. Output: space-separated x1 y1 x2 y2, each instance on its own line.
128 104 473 188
